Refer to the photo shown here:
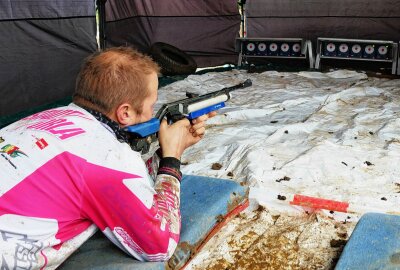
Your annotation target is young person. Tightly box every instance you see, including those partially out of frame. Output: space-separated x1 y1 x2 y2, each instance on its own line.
0 47 214 269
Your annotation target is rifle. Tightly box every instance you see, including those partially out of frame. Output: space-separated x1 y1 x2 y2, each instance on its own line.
125 79 252 154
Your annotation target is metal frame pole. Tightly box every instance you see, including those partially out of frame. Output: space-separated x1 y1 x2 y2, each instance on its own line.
96 0 107 50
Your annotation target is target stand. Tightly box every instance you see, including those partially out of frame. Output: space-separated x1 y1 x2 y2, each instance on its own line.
315 38 399 74
236 38 315 69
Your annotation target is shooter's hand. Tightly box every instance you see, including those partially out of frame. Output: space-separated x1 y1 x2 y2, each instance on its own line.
158 112 216 159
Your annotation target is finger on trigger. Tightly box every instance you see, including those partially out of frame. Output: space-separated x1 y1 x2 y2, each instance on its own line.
160 119 168 128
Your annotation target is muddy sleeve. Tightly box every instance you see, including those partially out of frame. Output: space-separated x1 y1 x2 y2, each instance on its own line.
81 157 182 261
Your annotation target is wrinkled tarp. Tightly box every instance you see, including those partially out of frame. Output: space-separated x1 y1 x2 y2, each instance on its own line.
155 69 400 269
0 0 97 117
104 0 240 68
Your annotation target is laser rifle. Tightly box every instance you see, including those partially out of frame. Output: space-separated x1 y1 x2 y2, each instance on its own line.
125 79 252 154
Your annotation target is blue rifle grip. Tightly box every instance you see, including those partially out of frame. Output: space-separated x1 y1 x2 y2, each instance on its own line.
187 102 226 120
125 102 225 137
124 118 160 138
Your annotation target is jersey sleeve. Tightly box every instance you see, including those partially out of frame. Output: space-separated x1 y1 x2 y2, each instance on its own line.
144 149 161 180
80 154 182 262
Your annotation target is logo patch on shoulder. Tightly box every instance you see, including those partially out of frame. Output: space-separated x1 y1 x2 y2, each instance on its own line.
1 144 28 158
0 144 28 169
35 138 48 150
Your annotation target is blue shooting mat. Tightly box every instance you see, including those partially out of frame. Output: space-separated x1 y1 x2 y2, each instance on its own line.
59 175 248 270
335 213 400 270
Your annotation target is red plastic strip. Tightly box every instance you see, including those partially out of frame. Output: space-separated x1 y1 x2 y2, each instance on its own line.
290 194 349 212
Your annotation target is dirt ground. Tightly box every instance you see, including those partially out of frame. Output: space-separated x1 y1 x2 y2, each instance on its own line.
187 206 355 270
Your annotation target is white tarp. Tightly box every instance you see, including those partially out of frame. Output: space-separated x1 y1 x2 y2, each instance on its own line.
156 69 400 268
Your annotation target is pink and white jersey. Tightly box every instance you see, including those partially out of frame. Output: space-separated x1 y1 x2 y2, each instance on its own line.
0 104 181 269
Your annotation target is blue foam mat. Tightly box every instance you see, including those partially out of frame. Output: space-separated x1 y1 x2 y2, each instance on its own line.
59 175 248 270
335 213 400 270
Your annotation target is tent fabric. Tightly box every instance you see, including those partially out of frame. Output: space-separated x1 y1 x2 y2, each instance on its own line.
0 0 95 20
246 0 400 41
0 0 97 117
105 1 235 20
104 0 240 68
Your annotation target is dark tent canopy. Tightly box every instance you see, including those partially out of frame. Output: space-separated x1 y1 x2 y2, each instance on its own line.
246 0 400 41
0 0 97 117
103 0 240 68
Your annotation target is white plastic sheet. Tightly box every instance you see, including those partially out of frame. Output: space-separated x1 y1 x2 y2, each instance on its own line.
156 69 400 268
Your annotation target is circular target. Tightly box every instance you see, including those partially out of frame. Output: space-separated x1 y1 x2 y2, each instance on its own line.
339 44 349 53
269 43 278 52
365 45 374 54
246 43 255 52
326 43 336 52
258 43 267 52
378 46 388 55
292 43 301 53
352 44 361 54
281 43 290 52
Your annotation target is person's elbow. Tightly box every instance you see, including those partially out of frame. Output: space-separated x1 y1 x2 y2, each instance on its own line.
150 227 180 261
134 224 180 262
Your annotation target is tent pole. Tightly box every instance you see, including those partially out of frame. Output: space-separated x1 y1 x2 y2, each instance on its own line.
97 0 107 50
238 0 247 38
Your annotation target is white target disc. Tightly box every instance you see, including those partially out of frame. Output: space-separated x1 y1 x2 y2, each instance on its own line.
326 43 336 52
246 43 255 52
281 43 290 52
352 44 361 53
292 43 301 53
258 43 267 52
339 44 349 53
378 46 388 55
365 45 374 54
269 43 278 52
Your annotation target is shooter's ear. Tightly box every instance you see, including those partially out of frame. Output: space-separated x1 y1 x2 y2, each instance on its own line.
115 103 138 127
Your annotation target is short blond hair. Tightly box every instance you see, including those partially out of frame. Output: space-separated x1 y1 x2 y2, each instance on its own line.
74 47 160 114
